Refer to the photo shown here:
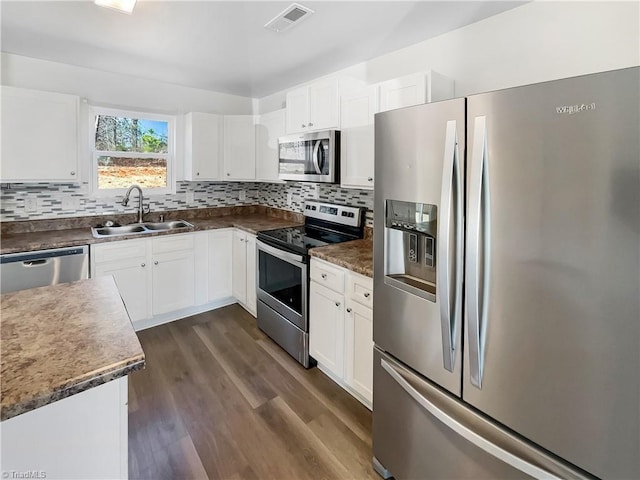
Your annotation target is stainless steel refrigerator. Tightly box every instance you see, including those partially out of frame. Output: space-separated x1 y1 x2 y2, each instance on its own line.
372 67 639 479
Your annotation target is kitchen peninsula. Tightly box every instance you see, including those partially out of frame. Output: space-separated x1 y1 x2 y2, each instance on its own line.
1 276 145 479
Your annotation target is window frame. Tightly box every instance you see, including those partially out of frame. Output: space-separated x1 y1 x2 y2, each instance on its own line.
89 105 176 196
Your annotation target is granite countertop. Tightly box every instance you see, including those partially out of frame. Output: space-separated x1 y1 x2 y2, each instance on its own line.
310 238 373 278
0 208 303 255
1 277 145 421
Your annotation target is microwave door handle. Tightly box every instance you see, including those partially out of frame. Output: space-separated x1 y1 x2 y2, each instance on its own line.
312 140 322 174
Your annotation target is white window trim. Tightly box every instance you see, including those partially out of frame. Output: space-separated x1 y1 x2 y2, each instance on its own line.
89 105 176 197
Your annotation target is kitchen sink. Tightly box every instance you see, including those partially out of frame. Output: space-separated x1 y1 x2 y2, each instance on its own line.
91 220 194 238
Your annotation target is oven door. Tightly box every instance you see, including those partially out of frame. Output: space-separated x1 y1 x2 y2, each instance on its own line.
256 240 308 331
278 130 338 183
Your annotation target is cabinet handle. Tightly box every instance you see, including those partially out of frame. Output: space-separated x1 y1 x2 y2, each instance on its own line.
367 177 373 182
141 263 146 268
154 260 159 265
364 292 371 298
308 122 314 127
321 273 327 279
70 171 76 176
335 302 341 307
346 307 352 313
301 123 306 128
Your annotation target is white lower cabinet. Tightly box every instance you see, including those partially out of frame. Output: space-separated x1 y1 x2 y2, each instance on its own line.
309 282 345 377
92 239 150 322
207 229 233 302
309 258 373 408
92 234 196 328
1 377 128 480
151 234 195 316
232 229 257 316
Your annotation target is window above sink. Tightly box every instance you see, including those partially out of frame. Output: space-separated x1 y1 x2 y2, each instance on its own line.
90 106 176 197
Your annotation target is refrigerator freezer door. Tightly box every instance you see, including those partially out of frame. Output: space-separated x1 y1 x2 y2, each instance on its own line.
374 98 465 395
373 349 590 480
464 67 640 479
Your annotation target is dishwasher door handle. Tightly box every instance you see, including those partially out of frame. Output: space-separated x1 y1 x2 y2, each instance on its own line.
23 259 49 267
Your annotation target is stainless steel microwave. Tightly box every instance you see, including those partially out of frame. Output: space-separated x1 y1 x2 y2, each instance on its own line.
278 130 340 183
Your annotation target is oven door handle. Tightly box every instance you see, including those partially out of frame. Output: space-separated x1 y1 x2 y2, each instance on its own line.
256 240 306 266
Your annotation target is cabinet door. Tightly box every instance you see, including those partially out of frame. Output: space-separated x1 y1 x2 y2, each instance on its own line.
223 115 256 180
232 230 247 304
345 301 373 404
378 73 427 112
93 259 150 322
256 109 285 182
309 79 339 130
1 86 79 182
185 112 222 180
309 281 345 378
285 86 309 134
208 229 233 301
152 249 195 315
245 234 257 316
340 87 376 189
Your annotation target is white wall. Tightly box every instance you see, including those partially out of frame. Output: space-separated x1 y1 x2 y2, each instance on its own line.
0 52 254 115
259 1 640 113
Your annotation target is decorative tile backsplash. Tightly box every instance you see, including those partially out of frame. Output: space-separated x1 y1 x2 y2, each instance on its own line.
1 181 374 226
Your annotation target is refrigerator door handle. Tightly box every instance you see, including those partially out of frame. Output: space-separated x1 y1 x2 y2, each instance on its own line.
437 120 463 372
467 115 491 388
380 357 579 480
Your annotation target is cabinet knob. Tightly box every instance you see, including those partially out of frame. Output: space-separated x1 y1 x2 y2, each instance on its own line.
196 172 200 176
308 122 314 127
301 123 306 128
321 273 327 279
154 260 159 265
227 173 230 176
346 307 352 313
367 177 373 182
364 292 371 298
141 263 146 268
70 171 76 176
335 302 341 307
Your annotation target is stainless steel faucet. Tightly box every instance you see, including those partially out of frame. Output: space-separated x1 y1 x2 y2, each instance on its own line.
122 185 147 223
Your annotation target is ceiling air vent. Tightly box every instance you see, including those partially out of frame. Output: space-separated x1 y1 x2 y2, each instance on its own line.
265 3 314 33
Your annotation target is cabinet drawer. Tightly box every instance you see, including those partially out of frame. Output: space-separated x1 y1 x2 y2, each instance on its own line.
348 273 373 308
310 259 345 293
152 234 194 254
92 239 147 264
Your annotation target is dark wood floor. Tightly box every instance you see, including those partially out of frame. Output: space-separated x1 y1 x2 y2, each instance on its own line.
128 304 378 480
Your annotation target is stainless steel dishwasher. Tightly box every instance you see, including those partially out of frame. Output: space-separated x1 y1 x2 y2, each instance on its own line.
0 246 89 294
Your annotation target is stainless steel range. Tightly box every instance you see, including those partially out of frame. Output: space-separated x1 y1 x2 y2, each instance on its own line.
256 201 364 368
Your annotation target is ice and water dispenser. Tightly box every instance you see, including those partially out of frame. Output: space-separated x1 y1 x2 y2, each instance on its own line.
384 200 437 302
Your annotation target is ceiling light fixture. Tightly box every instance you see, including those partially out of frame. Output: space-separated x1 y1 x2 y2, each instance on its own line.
265 3 314 33
94 0 137 14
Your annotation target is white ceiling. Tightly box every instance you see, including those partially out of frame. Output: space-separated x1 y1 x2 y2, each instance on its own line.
1 1 524 98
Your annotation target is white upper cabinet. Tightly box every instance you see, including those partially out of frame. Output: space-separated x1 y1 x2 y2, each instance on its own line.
340 86 377 190
286 79 339 134
224 115 256 180
184 112 223 181
1 86 79 182
255 109 285 182
378 71 455 112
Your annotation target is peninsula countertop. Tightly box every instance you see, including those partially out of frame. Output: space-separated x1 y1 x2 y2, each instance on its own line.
1 276 145 421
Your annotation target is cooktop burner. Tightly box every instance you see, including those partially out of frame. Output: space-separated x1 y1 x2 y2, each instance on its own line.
257 201 365 256
258 225 356 255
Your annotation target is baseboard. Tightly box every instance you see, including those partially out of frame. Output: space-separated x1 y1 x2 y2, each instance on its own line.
316 363 373 411
132 297 237 331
